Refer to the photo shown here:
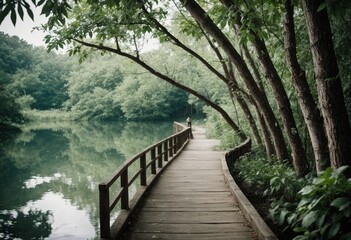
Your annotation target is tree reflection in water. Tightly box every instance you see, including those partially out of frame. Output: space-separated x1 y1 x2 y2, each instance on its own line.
0 121 172 239
0 209 52 239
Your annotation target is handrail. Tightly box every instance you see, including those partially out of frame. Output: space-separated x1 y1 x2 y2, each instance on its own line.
99 122 192 239
225 138 251 171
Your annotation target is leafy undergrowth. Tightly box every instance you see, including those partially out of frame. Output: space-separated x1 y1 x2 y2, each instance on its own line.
231 149 351 240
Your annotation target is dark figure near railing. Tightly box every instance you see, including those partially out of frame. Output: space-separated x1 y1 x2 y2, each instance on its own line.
186 117 192 128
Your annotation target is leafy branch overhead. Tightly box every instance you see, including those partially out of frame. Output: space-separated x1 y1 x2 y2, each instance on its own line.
0 0 73 25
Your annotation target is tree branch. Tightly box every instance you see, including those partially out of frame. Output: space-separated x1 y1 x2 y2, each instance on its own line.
72 38 247 140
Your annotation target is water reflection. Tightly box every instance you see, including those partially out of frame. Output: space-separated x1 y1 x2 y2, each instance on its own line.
0 121 172 239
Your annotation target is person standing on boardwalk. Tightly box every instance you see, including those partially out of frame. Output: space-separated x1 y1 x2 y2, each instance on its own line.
186 117 192 128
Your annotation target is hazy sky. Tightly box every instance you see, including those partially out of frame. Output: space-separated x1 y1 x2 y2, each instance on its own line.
0 4 48 46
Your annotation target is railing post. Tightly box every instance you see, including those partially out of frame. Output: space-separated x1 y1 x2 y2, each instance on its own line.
176 135 181 152
169 139 173 158
151 147 156 174
164 141 168 162
174 136 178 154
157 144 163 168
140 153 146 186
120 170 129 209
99 184 110 239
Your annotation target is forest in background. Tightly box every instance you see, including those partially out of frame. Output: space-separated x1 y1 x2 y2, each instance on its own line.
0 32 196 123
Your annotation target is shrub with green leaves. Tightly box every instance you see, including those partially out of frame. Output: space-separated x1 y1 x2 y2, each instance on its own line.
291 167 351 240
234 149 304 201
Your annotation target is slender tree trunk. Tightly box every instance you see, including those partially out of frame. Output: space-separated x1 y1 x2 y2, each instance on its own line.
241 45 266 95
181 0 289 161
205 34 262 146
181 0 288 160
240 45 275 156
252 100 275 157
301 0 351 168
283 0 329 172
228 68 263 146
219 0 309 175
251 37 309 176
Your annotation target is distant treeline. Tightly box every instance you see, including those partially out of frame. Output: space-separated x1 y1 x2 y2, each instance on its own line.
0 32 198 126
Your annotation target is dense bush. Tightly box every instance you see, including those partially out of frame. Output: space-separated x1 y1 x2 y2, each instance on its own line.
234 150 351 240
291 167 351 240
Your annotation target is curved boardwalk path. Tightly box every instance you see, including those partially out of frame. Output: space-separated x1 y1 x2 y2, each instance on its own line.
121 127 256 240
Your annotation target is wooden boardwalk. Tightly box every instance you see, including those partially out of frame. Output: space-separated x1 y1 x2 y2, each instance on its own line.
121 127 256 240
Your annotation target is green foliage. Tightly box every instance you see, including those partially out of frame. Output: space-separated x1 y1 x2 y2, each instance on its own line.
0 33 32 71
0 0 73 26
64 55 123 120
291 167 351 240
22 109 79 121
115 76 189 120
8 50 72 110
0 33 72 118
235 149 304 200
0 84 23 125
235 151 351 239
204 106 243 150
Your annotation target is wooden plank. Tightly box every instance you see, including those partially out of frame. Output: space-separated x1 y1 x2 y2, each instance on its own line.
124 232 254 240
142 201 237 208
146 191 232 197
148 185 229 192
128 222 253 234
135 211 247 224
142 206 239 212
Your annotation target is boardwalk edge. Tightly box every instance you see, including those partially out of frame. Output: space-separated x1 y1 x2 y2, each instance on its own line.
221 155 279 240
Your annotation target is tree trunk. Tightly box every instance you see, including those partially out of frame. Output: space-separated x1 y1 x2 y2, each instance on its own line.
219 0 309 176
206 35 263 146
240 45 275 156
252 98 275 157
251 36 309 176
181 0 289 161
283 0 329 172
228 72 263 146
301 0 351 168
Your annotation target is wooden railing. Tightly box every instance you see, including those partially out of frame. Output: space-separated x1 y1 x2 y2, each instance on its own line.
99 122 191 239
225 138 251 171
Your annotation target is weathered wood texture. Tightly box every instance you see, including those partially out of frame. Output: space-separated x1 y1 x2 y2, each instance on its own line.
121 128 256 240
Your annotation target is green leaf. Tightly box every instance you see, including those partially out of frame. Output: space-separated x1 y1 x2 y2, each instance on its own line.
38 0 46 6
41 1 52 16
0 4 12 24
302 210 318 228
27 7 34 20
279 209 289 225
343 207 351 217
328 222 340 238
330 197 351 211
317 209 329 228
299 185 315 196
10 9 17 25
18 3 24 20
292 236 308 240
336 165 350 176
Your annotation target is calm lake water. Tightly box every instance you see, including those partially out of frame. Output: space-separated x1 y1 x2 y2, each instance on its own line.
0 121 173 240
